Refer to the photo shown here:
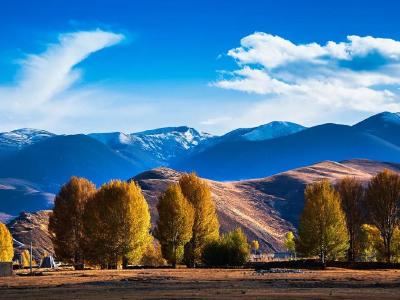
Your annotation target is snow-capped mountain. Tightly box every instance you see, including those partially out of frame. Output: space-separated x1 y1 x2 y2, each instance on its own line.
242 121 306 141
89 126 214 167
0 128 55 154
210 121 305 145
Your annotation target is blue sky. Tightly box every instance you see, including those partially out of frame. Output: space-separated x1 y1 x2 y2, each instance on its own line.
1 0 400 134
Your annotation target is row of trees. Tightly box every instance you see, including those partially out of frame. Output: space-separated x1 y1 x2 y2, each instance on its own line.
48 173 249 269
49 178 151 268
295 170 400 263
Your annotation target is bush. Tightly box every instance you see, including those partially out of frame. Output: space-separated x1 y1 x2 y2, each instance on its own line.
141 242 166 267
202 228 249 267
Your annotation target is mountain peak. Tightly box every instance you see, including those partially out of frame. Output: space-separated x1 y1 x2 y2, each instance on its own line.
355 111 400 126
219 121 305 143
0 128 55 151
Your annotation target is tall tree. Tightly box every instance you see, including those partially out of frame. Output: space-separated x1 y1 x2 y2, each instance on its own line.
336 177 365 262
0 223 13 262
48 176 96 268
179 173 219 267
366 170 400 263
155 183 194 267
298 180 349 264
83 180 151 268
284 231 296 257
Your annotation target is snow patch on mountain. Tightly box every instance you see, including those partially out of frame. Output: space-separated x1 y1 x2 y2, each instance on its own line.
0 128 55 151
242 121 306 141
89 126 214 166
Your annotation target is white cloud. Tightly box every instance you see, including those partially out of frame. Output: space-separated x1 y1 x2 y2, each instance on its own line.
213 33 400 126
0 29 125 131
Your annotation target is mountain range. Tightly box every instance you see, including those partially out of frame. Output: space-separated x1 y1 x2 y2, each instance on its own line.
1 111 400 222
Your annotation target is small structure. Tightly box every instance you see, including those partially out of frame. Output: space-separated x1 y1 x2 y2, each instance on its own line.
0 262 13 277
273 251 294 260
40 256 57 269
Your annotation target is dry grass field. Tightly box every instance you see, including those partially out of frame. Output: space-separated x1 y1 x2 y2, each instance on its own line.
0 268 400 299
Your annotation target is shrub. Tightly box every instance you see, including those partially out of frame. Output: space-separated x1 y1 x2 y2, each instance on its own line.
202 228 249 267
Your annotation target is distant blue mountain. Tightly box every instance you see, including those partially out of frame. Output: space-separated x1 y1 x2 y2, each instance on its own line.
217 121 306 143
0 134 143 191
0 128 55 156
353 111 400 146
174 120 400 180
0 111 399 186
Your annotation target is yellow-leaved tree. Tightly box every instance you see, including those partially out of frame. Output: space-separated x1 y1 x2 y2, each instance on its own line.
21 249 31 267
179 173 219 267
0 222 13 262
251 240 259 253
83 180 151 268
155 183 194 267
284 231 296 256
48 176 96 268
298 180 349 264
365 170 400 263
336 177 365 262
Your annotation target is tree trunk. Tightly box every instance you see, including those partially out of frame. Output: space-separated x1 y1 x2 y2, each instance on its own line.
172 243 177 268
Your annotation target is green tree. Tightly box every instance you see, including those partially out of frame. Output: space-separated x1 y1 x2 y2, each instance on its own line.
336 177 365 261
298 180 349 264
284 231 296 256
155 183 194 267
202 228 250 266
360 224 384 262
83 180 151 268
179 173 219 267
48 176 96 268
360 224 400 262
366 170 400 263
0 223 13 262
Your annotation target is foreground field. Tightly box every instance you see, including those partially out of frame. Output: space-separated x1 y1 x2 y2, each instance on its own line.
0 268 400 299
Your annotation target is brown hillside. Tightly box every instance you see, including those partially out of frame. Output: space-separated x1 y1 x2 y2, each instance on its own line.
8 159 400 256
132 159 400 252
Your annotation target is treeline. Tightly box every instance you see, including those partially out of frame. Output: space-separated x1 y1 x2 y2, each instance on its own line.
47 174 250 269
292 169 400 264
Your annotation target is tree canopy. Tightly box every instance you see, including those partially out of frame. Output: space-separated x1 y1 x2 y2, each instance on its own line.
49 176 96 268
179 173 219 267
336 177 364 261
298 180 349 263
366 170 400 262
0 222 13 262
83 180 151 268
155 183 194 267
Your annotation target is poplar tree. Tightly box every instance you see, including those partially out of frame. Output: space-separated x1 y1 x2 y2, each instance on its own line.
179 173 219 267
284 231 296 256
0 223 13 262
366 170 400 263
336 177 365 262
298 180 349 264
21 249 31 267
83 180 151 268
48 176 96 268
155 184 194 267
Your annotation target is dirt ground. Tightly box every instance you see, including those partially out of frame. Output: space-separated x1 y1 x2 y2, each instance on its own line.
0 268 400 299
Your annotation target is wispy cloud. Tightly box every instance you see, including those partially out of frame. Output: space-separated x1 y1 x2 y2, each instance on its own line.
212 33 400 127
0 29 125 131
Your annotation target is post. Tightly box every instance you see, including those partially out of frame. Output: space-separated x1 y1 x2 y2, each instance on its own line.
29 228 33 275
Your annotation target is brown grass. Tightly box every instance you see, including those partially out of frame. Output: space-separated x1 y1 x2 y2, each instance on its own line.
1 268 400 299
